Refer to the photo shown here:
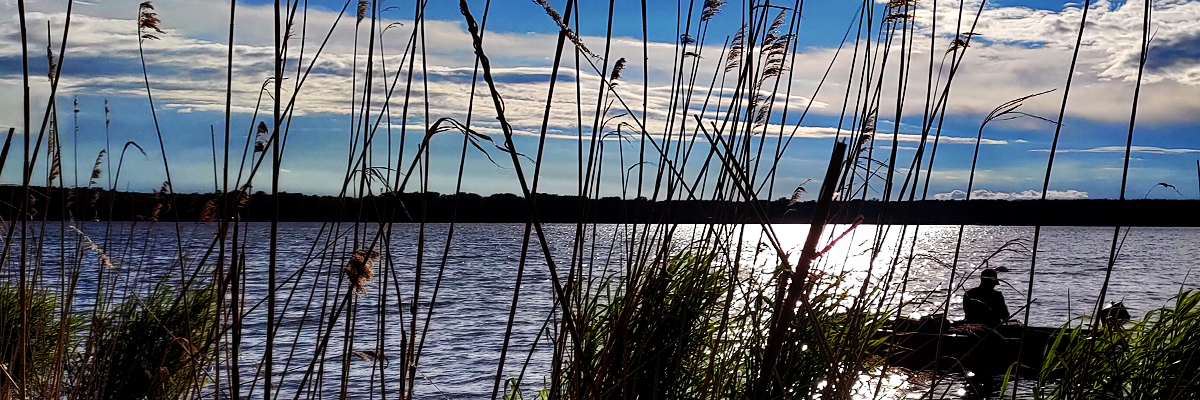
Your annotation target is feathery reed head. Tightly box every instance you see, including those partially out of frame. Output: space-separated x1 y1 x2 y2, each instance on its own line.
357 0 368 22
861 112 877 135
680 34 695 45
46 45 56 81
702 0 726 21
157 180 172 195
947 37 970 53
532 0 562 24
138 2 165 40
254 121 269 153
725 28 744 72
346 249 380 294
532 0 598 59
769 10 787 34
753 94 771 126
199 198 218 222
887 0 918 10
89 150 106 187
787 180 811 207
149 181 171 222
69 225 114 268
609 57 627 84
883 12 912 24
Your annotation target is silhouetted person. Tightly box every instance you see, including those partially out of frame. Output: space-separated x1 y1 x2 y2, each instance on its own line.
963 268 1010 327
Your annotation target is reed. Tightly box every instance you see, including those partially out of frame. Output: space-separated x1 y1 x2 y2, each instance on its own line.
71 282 217 400
1034 290 1200 399
0 0 1192 399
0 285 81 399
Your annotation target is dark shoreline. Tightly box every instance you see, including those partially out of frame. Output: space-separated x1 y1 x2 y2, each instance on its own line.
4 186 1199 226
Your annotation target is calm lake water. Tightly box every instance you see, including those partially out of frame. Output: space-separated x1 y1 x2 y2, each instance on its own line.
8 222 1200 399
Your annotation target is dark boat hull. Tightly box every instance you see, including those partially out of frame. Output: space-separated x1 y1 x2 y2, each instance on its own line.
877 319 1068 377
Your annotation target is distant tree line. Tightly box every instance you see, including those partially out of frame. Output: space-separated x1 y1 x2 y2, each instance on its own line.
1 185 1198 226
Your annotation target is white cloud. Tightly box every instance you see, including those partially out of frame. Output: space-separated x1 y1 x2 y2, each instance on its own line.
1031 145 1200 154
933 188 1091 200
1 0 1196 196
5 0 1200 134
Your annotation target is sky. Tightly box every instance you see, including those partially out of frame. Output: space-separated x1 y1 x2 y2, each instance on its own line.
1 0 1199 200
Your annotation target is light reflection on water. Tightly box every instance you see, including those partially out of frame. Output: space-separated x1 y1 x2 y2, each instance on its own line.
5 222 1198 399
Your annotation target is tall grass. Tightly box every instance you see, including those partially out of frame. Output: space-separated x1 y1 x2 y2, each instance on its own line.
1035 290 1200 399
0 0 1191 399
0 285 80 399
71 283 217 400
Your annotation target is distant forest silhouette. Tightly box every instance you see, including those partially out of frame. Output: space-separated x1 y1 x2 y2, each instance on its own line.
2 186 1198 226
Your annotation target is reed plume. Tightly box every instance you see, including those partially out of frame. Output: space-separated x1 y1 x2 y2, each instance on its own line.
754 95 771 126
46 34 62 185
609 57 626 86
88 150 105 187
356 0 368 23
150 180 172 221
46 42 56 81
883 12 912 23
254 121 269 152
701 0 725 21
948 37 969 53
887 0 918 9
199 198 218 222
345 249 380 294
787 180 811 207
768 10 787 33
48 128 61 184
725 28 744 72
69 225 113 268
532 0 597 59
138 2 165 41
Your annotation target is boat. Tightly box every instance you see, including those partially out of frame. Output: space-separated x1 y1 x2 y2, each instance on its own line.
875 315 1077 377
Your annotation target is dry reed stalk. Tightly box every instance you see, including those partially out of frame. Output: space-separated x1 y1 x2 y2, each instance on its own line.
68 224 113 268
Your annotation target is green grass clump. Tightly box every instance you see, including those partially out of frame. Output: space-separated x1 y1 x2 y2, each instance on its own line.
561 252 889 399
0 284 81 398
1035 289 1200 399
72 283 217 400
566 254 727 398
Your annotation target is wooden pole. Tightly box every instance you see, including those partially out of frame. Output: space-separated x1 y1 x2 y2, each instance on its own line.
756 141 847 398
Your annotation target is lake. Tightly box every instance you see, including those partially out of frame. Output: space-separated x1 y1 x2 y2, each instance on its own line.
8 222 1199 399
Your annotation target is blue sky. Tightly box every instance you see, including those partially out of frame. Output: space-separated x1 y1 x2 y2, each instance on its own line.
2 0 1199 200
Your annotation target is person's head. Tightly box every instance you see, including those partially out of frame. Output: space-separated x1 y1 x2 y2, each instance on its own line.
980 268 999 288
1099 302 1131 327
